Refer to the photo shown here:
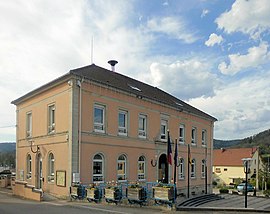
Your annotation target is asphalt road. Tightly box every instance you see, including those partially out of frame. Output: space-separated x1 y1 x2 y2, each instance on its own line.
0 190 175 214
1 189 268 214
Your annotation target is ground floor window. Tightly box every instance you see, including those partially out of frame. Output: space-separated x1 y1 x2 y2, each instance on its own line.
117 154 127 181
178 158 185 179
48 153 55 182
93 153 104 182
26 154 32 179
191 159 196 178
138 156 145 180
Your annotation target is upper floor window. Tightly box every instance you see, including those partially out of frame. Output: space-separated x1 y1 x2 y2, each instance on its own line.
118 110 128 136
117 154 127 181
191 127 197 145
94 104 105 133
201 159 206 178
26 154 32 179
48 153 55 182
48 105 55 134
191 159 196 178
138 156 146 180
93 153 104 182
160 119 168 141
202 130 207 146
179 124 185 144
26 112 32 138
178 158 185 179
138 114 147 138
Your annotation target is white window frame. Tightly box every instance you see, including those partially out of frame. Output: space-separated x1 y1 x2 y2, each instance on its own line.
201 159 206 178
94 104 105 133
191 127 197 145
26 154 32 179
138 156 146 180
191 159 196 178
48 105 55 134
138 114 147 138
118 110 128 136
178 158 185 179
202 130 207 146
48 153 55 182
117 155 127 181
93 154 104 182
26 112 32 138
160 119 168 141
179 124 185 144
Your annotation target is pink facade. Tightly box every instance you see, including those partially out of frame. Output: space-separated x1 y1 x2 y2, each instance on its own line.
12 64 216 198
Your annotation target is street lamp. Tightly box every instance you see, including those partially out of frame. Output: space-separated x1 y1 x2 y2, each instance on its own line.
242 158 252 208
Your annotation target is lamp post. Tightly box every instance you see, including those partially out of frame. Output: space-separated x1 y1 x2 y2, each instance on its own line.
242 158 252 208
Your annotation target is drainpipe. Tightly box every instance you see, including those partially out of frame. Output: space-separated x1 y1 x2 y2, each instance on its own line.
77 78 84 181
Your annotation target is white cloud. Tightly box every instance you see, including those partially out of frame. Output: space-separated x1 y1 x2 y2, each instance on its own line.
216 0 270 39
188 71 270 139
218 42 270 75
201 9 209 18
148 59 217 100
146 16 198 44
0 0 152 141
205 33 223 47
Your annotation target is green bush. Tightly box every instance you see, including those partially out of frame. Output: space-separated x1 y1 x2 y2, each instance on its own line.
263 189 270 197
212 181 217 186
219 188 229 194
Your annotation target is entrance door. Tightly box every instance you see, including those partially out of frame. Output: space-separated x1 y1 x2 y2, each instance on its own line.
158 154 168 183
36 153 43 189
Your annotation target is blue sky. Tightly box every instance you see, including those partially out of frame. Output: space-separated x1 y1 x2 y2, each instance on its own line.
1 0 270 141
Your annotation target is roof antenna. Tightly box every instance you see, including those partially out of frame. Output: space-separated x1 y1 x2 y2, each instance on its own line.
108 60 118 72
91 36 94 64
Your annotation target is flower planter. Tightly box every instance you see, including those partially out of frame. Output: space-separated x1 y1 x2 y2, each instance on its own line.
105 187 121 201
153 186 174 201
127 187 147 201
86 187 100 200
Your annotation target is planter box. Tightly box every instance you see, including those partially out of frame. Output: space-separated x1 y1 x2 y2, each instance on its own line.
86 188 100 200
105 188 121 200
153 186 174 201
127 187 146 201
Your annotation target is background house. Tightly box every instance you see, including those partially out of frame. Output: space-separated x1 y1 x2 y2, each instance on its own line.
12 63 217 198
213 147 262 189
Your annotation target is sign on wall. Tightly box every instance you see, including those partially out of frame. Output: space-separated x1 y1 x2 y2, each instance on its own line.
56 170 66 187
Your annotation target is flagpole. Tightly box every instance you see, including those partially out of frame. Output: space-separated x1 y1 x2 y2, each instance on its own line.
187 144 190 198
167 130 172 184
174 138 177 184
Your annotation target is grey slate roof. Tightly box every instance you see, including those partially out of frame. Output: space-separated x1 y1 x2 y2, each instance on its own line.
70 64 217 122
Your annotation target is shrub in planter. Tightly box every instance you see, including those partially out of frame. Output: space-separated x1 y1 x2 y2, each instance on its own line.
219 188 229 194
263 189 270 197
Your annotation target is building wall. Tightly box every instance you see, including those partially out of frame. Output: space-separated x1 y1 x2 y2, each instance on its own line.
213 166 244 185
15 81 72 197
79 80 214 195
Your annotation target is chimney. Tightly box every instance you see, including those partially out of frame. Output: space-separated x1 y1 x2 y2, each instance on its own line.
108 60 118 72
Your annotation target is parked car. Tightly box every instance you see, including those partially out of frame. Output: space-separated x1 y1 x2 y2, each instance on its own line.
0 169 12 175
237 183 254 192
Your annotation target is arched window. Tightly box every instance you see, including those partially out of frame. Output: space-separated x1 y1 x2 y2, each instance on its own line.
178 158 185 179
117 154 127 181
93 154 104 182
191 159 196 178
26 154 32 179
138 156 145 180
48 153 55 182
201 159 206 178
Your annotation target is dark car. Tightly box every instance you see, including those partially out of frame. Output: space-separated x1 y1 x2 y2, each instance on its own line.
237 183 254 192
0 169 12 175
